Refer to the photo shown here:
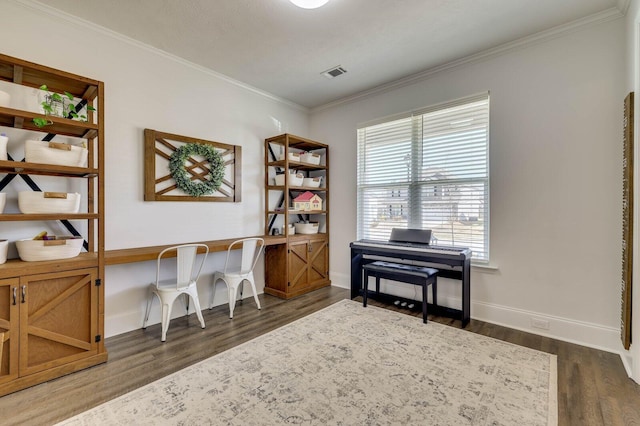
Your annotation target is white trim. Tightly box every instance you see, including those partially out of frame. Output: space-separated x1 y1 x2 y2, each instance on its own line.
11 0 309 113
312 7 624 113
330 272 624 356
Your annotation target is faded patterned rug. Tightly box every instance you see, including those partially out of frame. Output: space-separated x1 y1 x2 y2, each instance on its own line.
58 300 557 425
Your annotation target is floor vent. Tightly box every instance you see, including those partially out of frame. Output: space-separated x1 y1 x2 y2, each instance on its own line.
322 66 347 79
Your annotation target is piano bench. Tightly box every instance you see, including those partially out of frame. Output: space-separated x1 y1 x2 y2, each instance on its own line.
362 261 438 323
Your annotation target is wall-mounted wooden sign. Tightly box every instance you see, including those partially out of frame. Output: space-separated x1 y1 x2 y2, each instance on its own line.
144 129 241 202
621 92 633 350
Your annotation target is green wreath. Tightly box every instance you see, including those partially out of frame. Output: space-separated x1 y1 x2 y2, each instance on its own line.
169 143 225 197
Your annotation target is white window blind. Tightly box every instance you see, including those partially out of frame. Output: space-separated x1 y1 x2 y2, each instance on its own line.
357 93 490 262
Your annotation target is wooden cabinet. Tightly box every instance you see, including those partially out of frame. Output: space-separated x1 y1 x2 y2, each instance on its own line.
264 134 330 299
0 53 106 396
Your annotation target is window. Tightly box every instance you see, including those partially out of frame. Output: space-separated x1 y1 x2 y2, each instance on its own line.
357 93 490 263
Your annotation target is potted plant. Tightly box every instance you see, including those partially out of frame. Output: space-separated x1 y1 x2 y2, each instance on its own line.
32 85 96 128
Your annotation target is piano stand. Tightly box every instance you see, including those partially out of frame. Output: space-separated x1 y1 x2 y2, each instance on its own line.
362 261 438 323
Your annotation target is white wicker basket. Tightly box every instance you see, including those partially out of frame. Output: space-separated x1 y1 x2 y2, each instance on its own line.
18 192 81 214
16 236 83 262
25 140 88 167
294 222 319 234
275 171 304 187
278 151 301 162
300 152 321 165
302 177 322 188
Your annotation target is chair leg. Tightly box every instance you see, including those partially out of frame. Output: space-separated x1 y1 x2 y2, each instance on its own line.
184 293 190 316
239 281 244 303
228 285 238 319
247 278 261 310
160 301 174 342
142 287 154 329
210 277 219 310
187 289 206 329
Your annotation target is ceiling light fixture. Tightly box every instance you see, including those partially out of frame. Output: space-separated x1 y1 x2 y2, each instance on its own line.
289 0 330 9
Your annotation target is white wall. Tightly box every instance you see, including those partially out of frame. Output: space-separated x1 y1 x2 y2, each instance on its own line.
311 17 627 354
625 0 640 383
0 1 309 337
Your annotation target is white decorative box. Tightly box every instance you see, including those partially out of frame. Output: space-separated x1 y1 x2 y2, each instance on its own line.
300 152 321 165
18 191 81 214
275 171 304 187
294 222 319 234
16 236 83 262
25 140 88 167
302 177 322 188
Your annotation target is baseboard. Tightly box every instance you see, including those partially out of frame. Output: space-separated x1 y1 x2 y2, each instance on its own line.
330 272 622 356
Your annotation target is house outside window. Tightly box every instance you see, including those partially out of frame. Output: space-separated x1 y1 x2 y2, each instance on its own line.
356 93 490 263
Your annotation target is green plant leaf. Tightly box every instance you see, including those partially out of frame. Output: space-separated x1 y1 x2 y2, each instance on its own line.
42 104 53 113
33 117 51 128
87 106 96 112
63 91 74 101
51 93 63 102
38 84 48 91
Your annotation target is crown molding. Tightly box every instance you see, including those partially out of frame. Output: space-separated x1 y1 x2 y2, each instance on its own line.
312 6 624 113
618 0 631 15
11 0 309 113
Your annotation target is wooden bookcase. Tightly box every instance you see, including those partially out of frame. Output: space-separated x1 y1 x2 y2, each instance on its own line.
0 53 106 396
264 134 330 298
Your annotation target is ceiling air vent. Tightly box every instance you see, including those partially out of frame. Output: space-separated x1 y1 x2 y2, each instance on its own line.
322 66 347 79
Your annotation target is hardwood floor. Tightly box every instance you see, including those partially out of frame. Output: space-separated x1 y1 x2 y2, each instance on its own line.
0 286 638 425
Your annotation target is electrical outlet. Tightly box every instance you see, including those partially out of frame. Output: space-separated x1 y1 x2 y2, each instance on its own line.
531 317 550 330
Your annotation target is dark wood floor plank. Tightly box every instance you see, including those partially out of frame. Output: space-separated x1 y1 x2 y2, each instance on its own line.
0 286 638 425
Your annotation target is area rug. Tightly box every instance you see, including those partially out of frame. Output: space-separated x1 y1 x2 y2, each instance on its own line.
58 300 557 425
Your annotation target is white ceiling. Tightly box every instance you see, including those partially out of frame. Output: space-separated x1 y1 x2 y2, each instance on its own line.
39 0 624 109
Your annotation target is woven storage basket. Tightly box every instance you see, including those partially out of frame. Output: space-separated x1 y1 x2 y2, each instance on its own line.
18 192 81 214
294 222 319 234
25 140 88 167
302 177 322 188
278 151 301 162
300 152 321 165
275 171 304 187
16 236 83 262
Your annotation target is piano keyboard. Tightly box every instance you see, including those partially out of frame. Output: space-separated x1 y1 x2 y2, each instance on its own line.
351 240 469 256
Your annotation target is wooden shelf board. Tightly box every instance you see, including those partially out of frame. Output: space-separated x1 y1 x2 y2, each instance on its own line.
0 106 99 138
267 160 325 171
0 160 98 177
267 185 327 191
0 252 98 279
105 235 287 265
0 213 99 221
0 53 100 99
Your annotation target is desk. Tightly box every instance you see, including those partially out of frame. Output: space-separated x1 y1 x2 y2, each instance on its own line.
105 235 287 265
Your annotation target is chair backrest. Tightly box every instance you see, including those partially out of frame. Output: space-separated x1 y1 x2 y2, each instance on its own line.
156 243 209 289
224 237 264 275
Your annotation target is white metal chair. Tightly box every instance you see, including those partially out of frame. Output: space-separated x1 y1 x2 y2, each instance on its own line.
143 244 209 342
210 237 264 318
